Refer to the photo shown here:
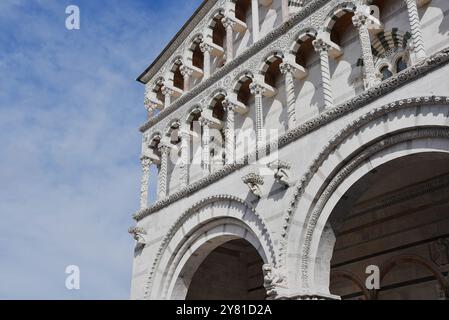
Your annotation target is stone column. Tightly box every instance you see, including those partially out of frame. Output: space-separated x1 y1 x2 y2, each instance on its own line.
281 0 289 22
200 117 211 175
179 125 190 188
161 86 173 108
251 0 260 42
200 43 213 78
222 17 235 62
279 62 297 129
180 65 193 92
158 144 170 199
352 10 380 89
222 99 236 165
249 83 265 150
405 0 426 62
312 38 333 109
139 156 152 210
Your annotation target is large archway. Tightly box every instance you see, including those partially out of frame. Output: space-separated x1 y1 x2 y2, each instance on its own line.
186 238 266 300
329 153 449 300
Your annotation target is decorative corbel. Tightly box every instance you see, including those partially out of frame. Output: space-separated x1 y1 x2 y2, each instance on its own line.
267 160 291 187
128 226 148 245
262 264 288 299
242 172 264 198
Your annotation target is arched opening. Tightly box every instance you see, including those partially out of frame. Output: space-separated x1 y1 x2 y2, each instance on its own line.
233 0 253 55
262 55 287 135
172 63 184 91
192 44 204 71
209 96 226 172
234 75 257 157
329 10 364 103
186 238 266 300
328 153 449 300
293 33 323 117
235 0 251 23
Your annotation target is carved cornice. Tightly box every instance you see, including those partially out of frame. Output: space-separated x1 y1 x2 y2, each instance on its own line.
143 194 277 298
133 47 449 222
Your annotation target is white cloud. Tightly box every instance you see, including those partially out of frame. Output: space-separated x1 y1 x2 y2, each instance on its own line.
0 0 203 299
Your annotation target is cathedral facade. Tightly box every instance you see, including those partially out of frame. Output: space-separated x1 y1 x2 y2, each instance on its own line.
130 0 449 300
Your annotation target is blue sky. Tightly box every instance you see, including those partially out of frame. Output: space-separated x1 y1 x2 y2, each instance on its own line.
0 0 203 299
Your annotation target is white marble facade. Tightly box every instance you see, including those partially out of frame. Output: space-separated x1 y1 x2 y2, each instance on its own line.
130 0 449 300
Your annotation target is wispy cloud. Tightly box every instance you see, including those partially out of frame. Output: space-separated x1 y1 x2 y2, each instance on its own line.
0 0 203 299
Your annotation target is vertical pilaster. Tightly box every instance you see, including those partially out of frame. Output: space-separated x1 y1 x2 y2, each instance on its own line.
405 0 426 62
139 156 152 210
249 83 265 150
222 17 235 62
158 144 170 199
251 0 260 42
352 10 380 89
279 62 297 129
312 38 333 109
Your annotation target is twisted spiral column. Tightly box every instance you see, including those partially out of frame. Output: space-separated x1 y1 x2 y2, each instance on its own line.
157 144 170 200
139 156 152 210
222 17 235 62
313 38 333 109
405 0 426 62
249 83 266 150
179 126 190 188
222 99 236 164
280 62 297 129
352 10 380 89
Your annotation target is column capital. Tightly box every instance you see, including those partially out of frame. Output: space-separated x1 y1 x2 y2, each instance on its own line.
249 82 266 96
222 16 236 29
312 37 332 53
199 42 213 54
161 86 174 97
223 98 248 114
140 156 152 167
352 10 369 29
179 65 193 78
157 141 172 154
199 116 213 127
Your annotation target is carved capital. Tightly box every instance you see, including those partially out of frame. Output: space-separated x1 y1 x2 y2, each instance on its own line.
199 42 213 54
312 38 331 53
352 11 369 29
179 65 193 78
140 156 152 169
249 82 266 96
221 17 235 30
279 62 295 75
161 86 174 97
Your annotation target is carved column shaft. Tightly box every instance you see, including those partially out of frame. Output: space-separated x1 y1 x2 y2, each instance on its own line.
222 18 235 62
162 87 172 107
250 83 265 150
313 39 333 108
200 43 212 79
352 12 380 89
180 66 192 92
139 157 152 210
158 145 170 199
179 127 190 188
251 0 260 42
224 102 236 164
200 118 211 175
280 63 297 129
406 0 426 62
